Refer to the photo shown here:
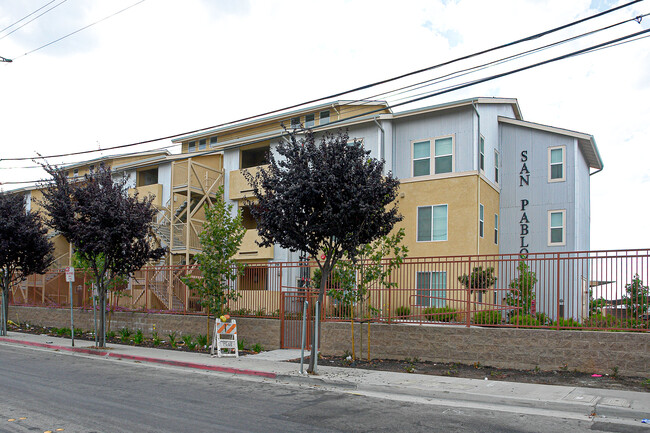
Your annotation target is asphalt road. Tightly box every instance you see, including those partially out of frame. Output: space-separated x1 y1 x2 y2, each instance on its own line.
0 344 644 433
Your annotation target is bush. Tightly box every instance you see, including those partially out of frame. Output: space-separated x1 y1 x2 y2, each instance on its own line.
551 317 582 329
119 327 133 342
473 310 501 325
133 329 144 345
395 306 411 318
196 334 208 348
424 307 458 322
509 314 542 328
584 313 620 329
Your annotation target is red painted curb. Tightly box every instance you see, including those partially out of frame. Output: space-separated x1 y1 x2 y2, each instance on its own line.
0 337 277 379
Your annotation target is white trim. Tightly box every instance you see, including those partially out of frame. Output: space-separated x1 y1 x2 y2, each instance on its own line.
410 134 455 178
416 204 448 242
494 149 500 184
548 209 566 246
479 135 485 173
548 145 566 183
479 204 484 238
494 213 499 245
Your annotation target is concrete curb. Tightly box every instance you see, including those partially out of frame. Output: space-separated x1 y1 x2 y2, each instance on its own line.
0 337 277 379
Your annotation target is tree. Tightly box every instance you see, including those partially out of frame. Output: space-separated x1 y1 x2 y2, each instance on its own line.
40 165 165 347
181 186 246 336
505 261 537 317
0 192 53 336
245 129 402 373
458 266 497 305
325 229 408 360
622 274 649 319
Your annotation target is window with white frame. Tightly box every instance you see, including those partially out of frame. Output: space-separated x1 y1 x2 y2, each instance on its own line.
416 271 447 307
210 136 218 147
548 146 565 182
479 204 484 238
494 150 499 183
188 141 196 152
198 138 207 151
548 210 566 246
478 135 485 171
305 114 315 128
494 214 499 244
417 204 448 242
319 110 330 124
412 136 454 177
290 117 300 128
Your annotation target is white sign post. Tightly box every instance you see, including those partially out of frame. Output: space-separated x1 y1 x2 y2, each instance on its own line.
65 267 75 347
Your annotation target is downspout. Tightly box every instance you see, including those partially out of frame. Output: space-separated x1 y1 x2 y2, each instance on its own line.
373 117 385 163
472 101 481 255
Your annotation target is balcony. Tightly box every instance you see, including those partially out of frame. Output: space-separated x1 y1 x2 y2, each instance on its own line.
235 229 273 260
229 165 267 200
129 184 163 207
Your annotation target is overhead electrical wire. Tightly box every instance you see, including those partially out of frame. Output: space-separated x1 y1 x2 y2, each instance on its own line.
0 0 61 35
10 0 146 60
0 0 642 162
0 0 69 42
3 25 649 187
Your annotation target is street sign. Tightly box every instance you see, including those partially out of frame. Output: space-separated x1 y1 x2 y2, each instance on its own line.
65 266 75 282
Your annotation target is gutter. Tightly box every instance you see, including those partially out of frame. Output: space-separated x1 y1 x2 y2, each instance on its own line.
472 101 481 255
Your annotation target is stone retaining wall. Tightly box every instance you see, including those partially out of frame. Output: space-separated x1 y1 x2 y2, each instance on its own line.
10 306 280 350
320 322 649 377
9 306 648 377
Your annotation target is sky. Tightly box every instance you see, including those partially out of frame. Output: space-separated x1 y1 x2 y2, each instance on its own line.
0 0 648 251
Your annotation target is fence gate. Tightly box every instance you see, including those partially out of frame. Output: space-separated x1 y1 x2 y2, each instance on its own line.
280 291 320 349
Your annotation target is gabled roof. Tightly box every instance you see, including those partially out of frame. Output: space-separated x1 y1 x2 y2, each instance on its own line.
60 149 170 170
392 97 523 120
498 116 603 170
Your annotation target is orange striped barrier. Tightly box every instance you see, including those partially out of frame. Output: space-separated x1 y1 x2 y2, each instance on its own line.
211 319 239 358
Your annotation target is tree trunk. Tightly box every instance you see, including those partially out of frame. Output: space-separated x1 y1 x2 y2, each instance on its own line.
308 264 330 374
0 289 7 337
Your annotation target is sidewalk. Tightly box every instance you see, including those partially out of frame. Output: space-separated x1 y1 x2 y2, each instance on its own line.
1 331 648 424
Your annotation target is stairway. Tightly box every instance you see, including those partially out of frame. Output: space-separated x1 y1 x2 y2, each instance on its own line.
149 281 185 311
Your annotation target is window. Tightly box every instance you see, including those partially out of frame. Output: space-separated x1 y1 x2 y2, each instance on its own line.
210 136 218 147
417 204 447 242
478 135 485 171
416 271 446 307
290 117 300 128
548 210 566 246
241 145 270 169
494 214 499 244
73 168 79 177
188 141 196 152
137 168 158 187
319 110 329 124
479 204 484 238
412 141 430 176
305 114 315 128
198 138 207 151
411 136 454 177
240 205 257 230
494 150 499 183
89 165 95 172
548 146 565 182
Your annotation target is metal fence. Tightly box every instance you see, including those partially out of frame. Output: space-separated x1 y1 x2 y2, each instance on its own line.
8 249 650 332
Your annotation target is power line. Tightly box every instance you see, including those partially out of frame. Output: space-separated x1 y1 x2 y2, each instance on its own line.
0 0 68 42
0 0 641 162
10 0 146 60
0 0 60 35
3 26 649 187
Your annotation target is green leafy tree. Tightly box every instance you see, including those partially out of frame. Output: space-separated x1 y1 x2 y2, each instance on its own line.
245 129 401 373
40 164 165 347
505 261 537 317
327 228 408 359
182 186 246 329
622 274 649 318
0 192 53 335
458 266 497 294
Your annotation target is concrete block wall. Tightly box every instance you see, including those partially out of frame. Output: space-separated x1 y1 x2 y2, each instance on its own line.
10 306 281 350
320 322 649 377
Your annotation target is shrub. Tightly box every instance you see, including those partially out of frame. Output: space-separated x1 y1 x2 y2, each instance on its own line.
473 310 501 325
552 317 582 329
168 331 178 348
196 334 208 348
133 329 144 345
584 313 620 329
237 338 246 351
395 306 411 318
119 327 133 342
152 332 161 347
509 314 542 328
106 330 116 339
251 343 263 353
424 306 458 322
182 334 197 350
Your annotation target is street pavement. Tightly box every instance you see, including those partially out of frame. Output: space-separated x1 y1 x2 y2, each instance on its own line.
0 331 648 427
